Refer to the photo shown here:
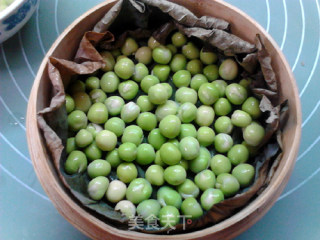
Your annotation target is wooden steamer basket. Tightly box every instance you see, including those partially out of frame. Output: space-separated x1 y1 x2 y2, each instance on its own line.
26 0 302 239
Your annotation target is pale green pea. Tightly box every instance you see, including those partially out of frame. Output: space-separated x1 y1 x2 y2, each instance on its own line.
159 115 181 139
157 186 182 208
152 64 171 82
215 173 240 197
155 100 179 121
135 46 152 65
189 147 211 173
179 124 197 140
87 102 109 124
214 98 232 116
200 48 218 65
177 102 197 123
232 163 255 188
67 110 87 132
148 36 161 49
145 165 165 186
186 59 203 75
85 76 100 91
211 80 227 97
242 97 262 119
64 150 87 174
173 70 191 88
175 87 198 105
164 165 187 186
190 74 208 91
137 199 161 222
95 130 117 151
196 106 215 127
182 42 200 60
179 136 200 160
84 141 102 161
200 188 224 211
104 117 125 137
100 51 115 72
106 149 122 168
170 53 187 73
133 63 149 82
106 180 127 203
115 200 136 219
117 162 138 183
89 89 107 103
137 112 158 131
104 96 125 116
198 82 220 105
141 75 160 93
160 143 181 166
225 83 248 105
231 110 252 127
214 116 233 134
136 143 156 165
136 95 155 112
121 102 140 123
87 176 109 200
87 159 111 178
177 179 200 199
152 46 172 64
118 80 139 100
121 125 143 146
219 59 238 80
121 37 138 56
100 71 120 93
214 133 233 153
126 178 153 204
203 64 219 81
75 129 93 148
181 197 203 220
72 92 92 113
159 206 180 227
65 94 75 113
66 137 77 154
210 154 232 175
194 169 216 191
243 122 265 147
118 142 137 162
148 128 167 150
197 126 215 147
227 144 249 165
171 32 187 47
114 58 135 80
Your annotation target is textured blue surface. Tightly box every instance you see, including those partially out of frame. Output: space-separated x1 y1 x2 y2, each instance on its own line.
1 0 319 239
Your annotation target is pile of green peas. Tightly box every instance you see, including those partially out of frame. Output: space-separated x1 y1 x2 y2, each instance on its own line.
64 32 265 227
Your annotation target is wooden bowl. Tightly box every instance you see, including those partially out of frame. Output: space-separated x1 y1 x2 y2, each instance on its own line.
26 0 302 239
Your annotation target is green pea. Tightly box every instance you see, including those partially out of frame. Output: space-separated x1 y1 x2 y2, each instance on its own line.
171 32 187 47
89 89 107 103
243 122 265 147
175 87 198 105
68 80 85 95
155 100 178 121
215 173 240 197
100 51 115 72
115 200 136 219
117 162 138 183
214 133 233 153
177 161 188 171
65 95 75 113
148 36 161 49
105 96 125 116
182 42 200 60
154 150 167 167
210 154 232 175
126 178 152 204
67 110 87 131
203 64 219 81
87 102 108 124
116 55 127 62
162 83 173 99
159 206 180 227
145 165 164 186
84 141 102 161
170 53 187 73
231 110 252 128
65 150 87 174
104 117 125 137
135 46 152 65
232 163 255 188
196 106 215 127
137 199 161 222
214 98 232 116
118 142 137 162
159 115 181 139
225 83 248 105
87 176 109 200
200 188 224 211
114 58 135 80
111 49 121 58
136 143 156 165
87 159 111 178
136 95 155 112
190 74 208 91
137 112 158 131
66 137 77 154
173 70 191 88
106 149 122 168
200 48 218 65
166 44 177 55
195 169 216 191
219 59 238 80
214 116 233 134
121 125 143 146
211 80 227 97
95 130 117 151
189 147 211 173
157 186 182 208
177 102 197 123
228 144 249 165
100 71 120 93
186 59 203 75
148 128 167 150
164 165 187 186
121 37 138 56
242 97 262 119
177 179 200 199
179 124 197 140
179 137 200 160
85 76 100 91
152 64 171 82
239 78 252 90
75 129 93 148
73 92 92 112
86 123 103 138
148 84 170 105
198 83 220 105
118 80 139 100
181 197 203 220
152 46 172 64
106 180 127 203
168 139 180 148
133 63 149 82
160 143 181 166
242 141 260 157
121 102 140 123
197 127 215 147
141 75 160 93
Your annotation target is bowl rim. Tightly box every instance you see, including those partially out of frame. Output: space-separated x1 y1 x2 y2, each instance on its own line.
0 0 25 21
27 0 302 239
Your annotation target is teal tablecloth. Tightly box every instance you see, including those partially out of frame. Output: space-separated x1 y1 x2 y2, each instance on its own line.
1 0 319 239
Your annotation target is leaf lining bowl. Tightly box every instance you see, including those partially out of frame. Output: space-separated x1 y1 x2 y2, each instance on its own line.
26 0 301 239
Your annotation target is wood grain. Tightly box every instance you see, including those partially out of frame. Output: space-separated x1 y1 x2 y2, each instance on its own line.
26 0 302 239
